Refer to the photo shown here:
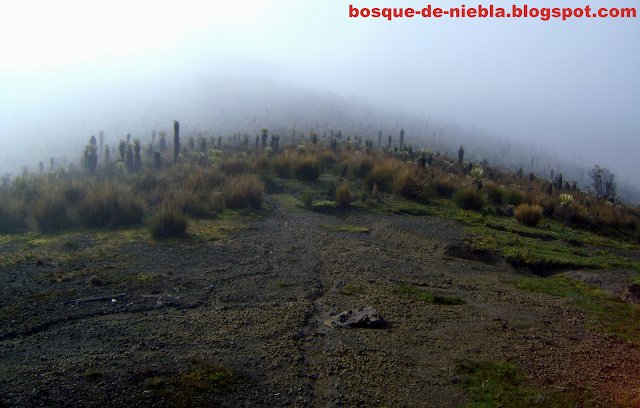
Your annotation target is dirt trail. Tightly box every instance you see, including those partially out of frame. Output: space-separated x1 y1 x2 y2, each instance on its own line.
1 199 639 407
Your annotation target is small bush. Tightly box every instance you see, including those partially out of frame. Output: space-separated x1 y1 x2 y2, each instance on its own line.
219 157 253 176
504 189 526 206
326 181 337 199
365 162 400 192
293 156 321 181
532 194 556 216
433 177 456 198
302 190 313 209
0 196 27 233
271 153 294 178
452 188 485 211
148 203 188 239
175 190 213 218
183 168 226 194
554 202 588 226
223 174 264 209
112 194 146 227
335 184 352 208
392 168 424 200
343 155 375 179
486 184 504 205
514 204 543 227
33 191 73 232
76 184 145 228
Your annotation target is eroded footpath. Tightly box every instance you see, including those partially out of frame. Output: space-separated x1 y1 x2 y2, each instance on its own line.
1 199 639 407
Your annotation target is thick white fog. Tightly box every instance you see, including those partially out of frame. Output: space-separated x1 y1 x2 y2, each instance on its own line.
1 0 638 198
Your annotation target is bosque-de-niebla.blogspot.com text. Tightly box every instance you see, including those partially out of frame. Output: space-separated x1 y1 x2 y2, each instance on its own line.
348 5 636 20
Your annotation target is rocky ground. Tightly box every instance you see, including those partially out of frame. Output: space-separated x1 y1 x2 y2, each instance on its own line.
1 197 640 407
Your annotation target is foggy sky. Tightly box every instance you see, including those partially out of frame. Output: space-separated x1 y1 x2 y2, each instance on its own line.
1 0 638 186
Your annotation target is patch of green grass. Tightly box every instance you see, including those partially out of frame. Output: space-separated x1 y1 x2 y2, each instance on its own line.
142 358 238 407
457 359 594 408
271 194 305 212
513 275 640 344
462 216 640 272
392 285 466 305
339 284 360 296
319 224 368 234
312 200 338 214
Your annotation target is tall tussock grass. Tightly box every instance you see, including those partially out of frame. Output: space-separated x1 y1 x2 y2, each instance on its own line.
514 204 543 227
148 202 188 239
223 174 265 209
365 161 403 192
452 188 485 211
75 183 145 228
0 195 27 233
392 167 427 201
33 190 73 232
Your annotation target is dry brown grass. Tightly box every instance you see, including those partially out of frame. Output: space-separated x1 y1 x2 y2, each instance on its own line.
335 184 352 208
514 204 543 227
553 202 589 226
392 167 426 200
365 160 403 192
0 195 27 233
223 174 264 209
148 202 189 239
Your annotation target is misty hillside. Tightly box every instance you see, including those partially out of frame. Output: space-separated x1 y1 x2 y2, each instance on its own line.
4 77 639 204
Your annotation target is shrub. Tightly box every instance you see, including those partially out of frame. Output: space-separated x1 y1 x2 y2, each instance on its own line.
365 162 400 192
433 176 457 198
392 167 425 200
335 184 352 208
219 157 253 176
326 181 337 199
452 188 485 211
554 202 588 226
223 174 264 209
532 194 556 216
76 184 145 228
271 152 294 178
302 190 313 209
342 155 375 179
148 203 188 239
504 189 526 206
111 194 146 227
636 222 640 244
293 156 321 181
486 184 504 205
0 196 27 233
33 190 73 232
183 168 226 194
174 190 213 218
514 204 543 227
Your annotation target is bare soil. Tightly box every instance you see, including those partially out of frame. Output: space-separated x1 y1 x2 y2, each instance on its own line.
1 198 640 407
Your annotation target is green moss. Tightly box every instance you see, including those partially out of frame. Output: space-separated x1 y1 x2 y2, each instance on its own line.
457 359 594 408
339 284 360 296
392 285 466 305
319 224 368 233
312 200 338 214
462 216 640 272
142 359 238 407
513 275 640 344
271 193 305 212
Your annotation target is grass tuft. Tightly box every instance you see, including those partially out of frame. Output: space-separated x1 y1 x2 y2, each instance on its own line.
514 204 543 227
148 203 189 239
223 174 264 209
452 188 485 211
335 184 352 208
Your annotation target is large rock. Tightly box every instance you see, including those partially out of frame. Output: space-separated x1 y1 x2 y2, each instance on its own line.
330 306 384 329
